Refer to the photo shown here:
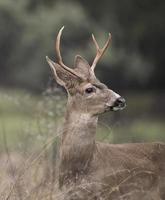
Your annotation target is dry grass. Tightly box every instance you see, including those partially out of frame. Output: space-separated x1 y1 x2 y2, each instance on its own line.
0 135 61 200
0 88 65 200
0 89 165 199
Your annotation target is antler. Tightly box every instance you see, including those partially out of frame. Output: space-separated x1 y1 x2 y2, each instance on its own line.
91 33 112 71
55 26 81 78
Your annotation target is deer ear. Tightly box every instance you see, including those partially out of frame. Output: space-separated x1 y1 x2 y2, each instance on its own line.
46 56 81 90
74 55 91 79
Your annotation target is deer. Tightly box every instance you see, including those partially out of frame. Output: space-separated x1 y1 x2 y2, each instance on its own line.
46 27 165 200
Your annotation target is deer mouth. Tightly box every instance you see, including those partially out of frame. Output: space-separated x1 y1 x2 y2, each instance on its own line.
110 105 126 111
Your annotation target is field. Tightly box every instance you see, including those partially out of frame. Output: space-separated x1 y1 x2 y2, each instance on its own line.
0 88 165 199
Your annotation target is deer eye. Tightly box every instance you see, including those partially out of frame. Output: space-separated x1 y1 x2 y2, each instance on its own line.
85 87 95 94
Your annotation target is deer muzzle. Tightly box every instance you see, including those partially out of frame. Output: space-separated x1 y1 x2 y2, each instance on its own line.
110 97 126 111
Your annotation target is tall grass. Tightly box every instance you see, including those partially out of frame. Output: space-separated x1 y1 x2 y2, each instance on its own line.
0 88 165 199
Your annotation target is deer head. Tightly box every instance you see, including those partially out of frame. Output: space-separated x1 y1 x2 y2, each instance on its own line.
46 27 126 116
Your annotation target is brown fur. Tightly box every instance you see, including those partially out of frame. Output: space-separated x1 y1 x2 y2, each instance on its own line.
59 110 165 199
46 28 165 199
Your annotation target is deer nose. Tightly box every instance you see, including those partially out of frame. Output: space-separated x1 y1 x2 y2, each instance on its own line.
114 97 126 108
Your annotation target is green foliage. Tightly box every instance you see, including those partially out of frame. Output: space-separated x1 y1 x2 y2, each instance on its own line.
0 89 165 151
0 88 65 151
0 0 165 90
0 0 94 90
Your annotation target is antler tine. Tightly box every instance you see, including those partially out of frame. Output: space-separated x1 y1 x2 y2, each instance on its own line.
55 26 64 65
55 26 80 77
91 33 112 71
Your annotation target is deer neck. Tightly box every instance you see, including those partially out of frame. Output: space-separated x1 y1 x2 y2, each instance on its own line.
62 110 98 150
59 105 98 185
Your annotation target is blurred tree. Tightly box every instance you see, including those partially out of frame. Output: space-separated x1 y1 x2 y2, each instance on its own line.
81 0 165 90
0 0 164 91
0 0 93 91
27 0 57 11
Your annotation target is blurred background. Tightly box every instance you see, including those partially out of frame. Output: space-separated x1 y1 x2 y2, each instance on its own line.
0 1 165 198
0 0 165 150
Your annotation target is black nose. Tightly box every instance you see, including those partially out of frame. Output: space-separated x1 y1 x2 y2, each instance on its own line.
114 97 126 108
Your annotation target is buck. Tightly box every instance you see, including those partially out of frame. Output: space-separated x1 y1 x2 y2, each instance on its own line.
46 27 165 200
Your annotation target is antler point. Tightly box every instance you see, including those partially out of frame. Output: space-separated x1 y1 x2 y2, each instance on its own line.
108 32 112 38
46 56 50 62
